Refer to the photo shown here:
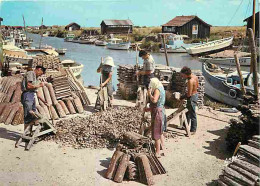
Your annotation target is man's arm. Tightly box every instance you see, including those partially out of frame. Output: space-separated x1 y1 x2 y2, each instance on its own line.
27 82 43 90
187 79 193 97
137 70 152 76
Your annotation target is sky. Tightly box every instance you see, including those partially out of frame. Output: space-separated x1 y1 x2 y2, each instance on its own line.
0 0 259 27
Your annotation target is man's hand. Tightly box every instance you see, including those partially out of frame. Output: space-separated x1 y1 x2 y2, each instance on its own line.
39 82 44 88
101 83 105 87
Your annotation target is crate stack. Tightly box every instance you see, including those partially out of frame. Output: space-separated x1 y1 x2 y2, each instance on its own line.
32 55 61 70
0 76 24 125
166 70 205 108
117 64 138 100
217 135 260 186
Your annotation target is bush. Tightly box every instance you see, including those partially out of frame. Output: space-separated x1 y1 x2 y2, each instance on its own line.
151 27 161 34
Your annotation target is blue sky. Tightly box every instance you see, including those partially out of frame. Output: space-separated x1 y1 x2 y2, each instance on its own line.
0 0 259 27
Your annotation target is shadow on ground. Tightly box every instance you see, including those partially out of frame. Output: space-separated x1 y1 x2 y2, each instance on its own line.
97 157 111 178
0 127 21 141
203 127 232 160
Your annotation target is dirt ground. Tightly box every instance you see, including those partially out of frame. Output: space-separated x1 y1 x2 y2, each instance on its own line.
0 88 239 186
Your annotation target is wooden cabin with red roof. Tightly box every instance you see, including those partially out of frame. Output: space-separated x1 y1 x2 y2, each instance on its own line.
162 15 211 39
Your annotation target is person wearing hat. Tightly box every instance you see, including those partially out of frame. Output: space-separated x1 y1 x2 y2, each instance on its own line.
97 56 115 105
136 50 155 88
21 65 47 131
144 77 166 158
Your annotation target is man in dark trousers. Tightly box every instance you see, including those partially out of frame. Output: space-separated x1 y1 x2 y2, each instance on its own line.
180 66 199 135
22 66 46 131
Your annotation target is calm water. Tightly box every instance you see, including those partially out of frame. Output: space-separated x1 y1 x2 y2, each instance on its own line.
28 34 251 87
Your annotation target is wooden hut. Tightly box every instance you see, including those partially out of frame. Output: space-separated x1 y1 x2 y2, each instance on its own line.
162 15 211 39
100 19 133 35
65 22 80 31
39 25 48 30
243 11 259 39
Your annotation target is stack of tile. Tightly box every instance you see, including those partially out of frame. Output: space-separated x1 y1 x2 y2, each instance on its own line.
0 76 24 125
117 64 138 100
32 55 61 70
166 70 205 108
217 135 260 186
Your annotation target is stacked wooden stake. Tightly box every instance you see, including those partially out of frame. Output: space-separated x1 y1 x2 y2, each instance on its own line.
0 76 24 125
105 132 166 185
32 55 61 70
218 135 260 186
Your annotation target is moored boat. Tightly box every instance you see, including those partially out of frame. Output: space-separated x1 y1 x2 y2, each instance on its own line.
106 38 130 50
202 63 259 107
64 34 75 42
186 37 233 56
95 40 108 46
55 48 67 55
61 59 84 77
199 50 251 66
3 45 33 65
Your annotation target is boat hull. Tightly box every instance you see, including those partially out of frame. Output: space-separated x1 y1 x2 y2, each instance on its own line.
199 57 251 66
202 63 243 107
65 64 84 77
106 42 130 50
159 48 186 53
55 49 67 55
186 37 233 55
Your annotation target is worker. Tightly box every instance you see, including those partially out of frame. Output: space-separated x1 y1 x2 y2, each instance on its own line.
136 49 155 88
144 78 166 158
97 56 115 106
180 66 199 135
21 66 47 131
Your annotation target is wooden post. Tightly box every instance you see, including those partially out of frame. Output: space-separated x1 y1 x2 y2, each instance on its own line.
234 54 246 95
162 34 169 66
248 28 259 100
252 0 256 36
22 15 29 47
136 44 139 83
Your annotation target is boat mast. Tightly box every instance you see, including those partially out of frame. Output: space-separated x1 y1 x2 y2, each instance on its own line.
39 17 43 49
22 15 29 47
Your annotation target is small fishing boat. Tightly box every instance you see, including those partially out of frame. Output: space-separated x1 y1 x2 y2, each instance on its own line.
186 37 233 56
55 48 67 55
160 46 187 53
61 60 84 77
106 38 131 50
202 63 259 107
95 40 108 46
64 34 75 42
199 50 251 66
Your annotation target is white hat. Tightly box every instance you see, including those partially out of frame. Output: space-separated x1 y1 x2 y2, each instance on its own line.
103 56 115 67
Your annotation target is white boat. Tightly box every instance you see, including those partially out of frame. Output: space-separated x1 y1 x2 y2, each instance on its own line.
95 40 108 46
199 50 252 66
202 63 260 107
55 48 67 55
199 56 251 66
42 33 48 37
160 46 187 53
64 34 75 42
61 60 84 77
186 37 233 55
3 45 33 65
106 38 131 50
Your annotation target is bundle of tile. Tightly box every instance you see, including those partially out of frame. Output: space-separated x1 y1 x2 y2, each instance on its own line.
117 64 138 100
0 76 24 125
166 70 205 108
217 135 260 186
32 55 61 70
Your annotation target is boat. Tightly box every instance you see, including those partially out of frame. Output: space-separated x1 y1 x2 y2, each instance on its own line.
61 60 84 77
64 34 75 42
106 38 131 50
159 35 196 53
199 50 251 66
186 37 233 56
202 63 260 107
42 33 49 37
55 48 67 55
95 40 108 46
3 45 33 66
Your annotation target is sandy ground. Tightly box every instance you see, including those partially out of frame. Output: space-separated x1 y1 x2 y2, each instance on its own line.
0 88 240 186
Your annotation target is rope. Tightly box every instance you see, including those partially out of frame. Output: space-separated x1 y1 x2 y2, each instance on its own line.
227 0 245 26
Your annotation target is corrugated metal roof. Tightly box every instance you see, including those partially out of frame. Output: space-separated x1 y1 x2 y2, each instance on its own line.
162 16 211 27
102 19 133 26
